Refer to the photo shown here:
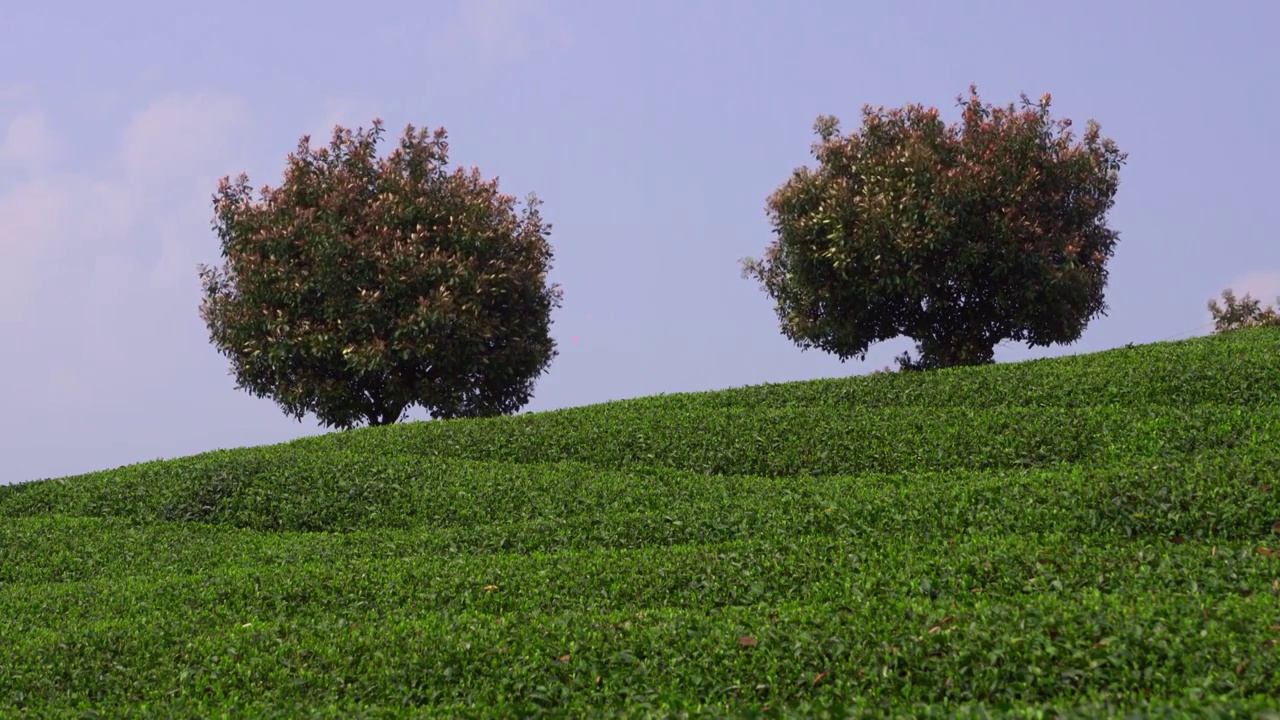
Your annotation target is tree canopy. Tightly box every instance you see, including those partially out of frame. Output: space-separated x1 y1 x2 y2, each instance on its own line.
1208 288 1280 334
742 85 1127 371
199 120 562 429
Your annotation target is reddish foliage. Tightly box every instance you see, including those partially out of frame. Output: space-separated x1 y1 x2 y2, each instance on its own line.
743 85 1127 371
199 120 562 429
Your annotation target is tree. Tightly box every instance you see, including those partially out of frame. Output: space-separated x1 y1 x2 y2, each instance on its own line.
199 119 563 430
1208 288 1280 334
741 85 1128 371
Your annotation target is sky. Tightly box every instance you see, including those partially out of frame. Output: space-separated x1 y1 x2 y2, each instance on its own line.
1 0 1277 485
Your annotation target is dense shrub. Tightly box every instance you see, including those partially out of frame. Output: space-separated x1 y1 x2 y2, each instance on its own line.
2 329 1278 716
199 120 562 430
743 85 1127 372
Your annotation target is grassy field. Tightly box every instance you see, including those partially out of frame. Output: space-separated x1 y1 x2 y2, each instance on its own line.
3 328 1280 718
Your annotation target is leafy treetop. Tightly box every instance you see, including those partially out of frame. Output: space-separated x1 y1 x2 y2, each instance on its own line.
743 85 1127 371
199 119 562 429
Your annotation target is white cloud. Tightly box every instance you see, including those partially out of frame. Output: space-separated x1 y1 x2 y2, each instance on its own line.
149 197 209 291
0 111 59 172
116 92 249 285
1224 271 1280 305
1203 270 1280 327
82 180 136 245
0 178 71 322
118 91 249 187
0 174 138 324
0 94 386 483
0 92 248 326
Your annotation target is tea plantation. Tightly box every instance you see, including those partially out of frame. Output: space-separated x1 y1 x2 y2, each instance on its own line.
3 328 1280 718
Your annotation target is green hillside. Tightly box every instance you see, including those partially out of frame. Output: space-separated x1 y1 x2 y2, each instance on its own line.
3 329 1280 718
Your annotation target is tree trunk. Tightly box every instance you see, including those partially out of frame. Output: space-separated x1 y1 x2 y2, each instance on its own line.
366 401 408 427
905 330 996 371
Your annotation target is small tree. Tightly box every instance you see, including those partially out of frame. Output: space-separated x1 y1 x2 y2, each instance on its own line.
199 119 563 430
1208 288 1280 334
742 85 1127 371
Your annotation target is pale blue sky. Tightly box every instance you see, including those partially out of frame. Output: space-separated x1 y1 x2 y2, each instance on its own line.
2 1 1277 485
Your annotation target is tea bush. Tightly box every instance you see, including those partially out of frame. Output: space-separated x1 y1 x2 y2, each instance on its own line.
2 327 1278 717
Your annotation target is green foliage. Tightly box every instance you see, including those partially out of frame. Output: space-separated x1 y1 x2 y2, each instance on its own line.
2 328 1279 717
1209 288 1280 334
742 85 1128 372
198 119 563 430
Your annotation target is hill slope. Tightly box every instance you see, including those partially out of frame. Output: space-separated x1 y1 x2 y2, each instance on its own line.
2 329 1280 718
